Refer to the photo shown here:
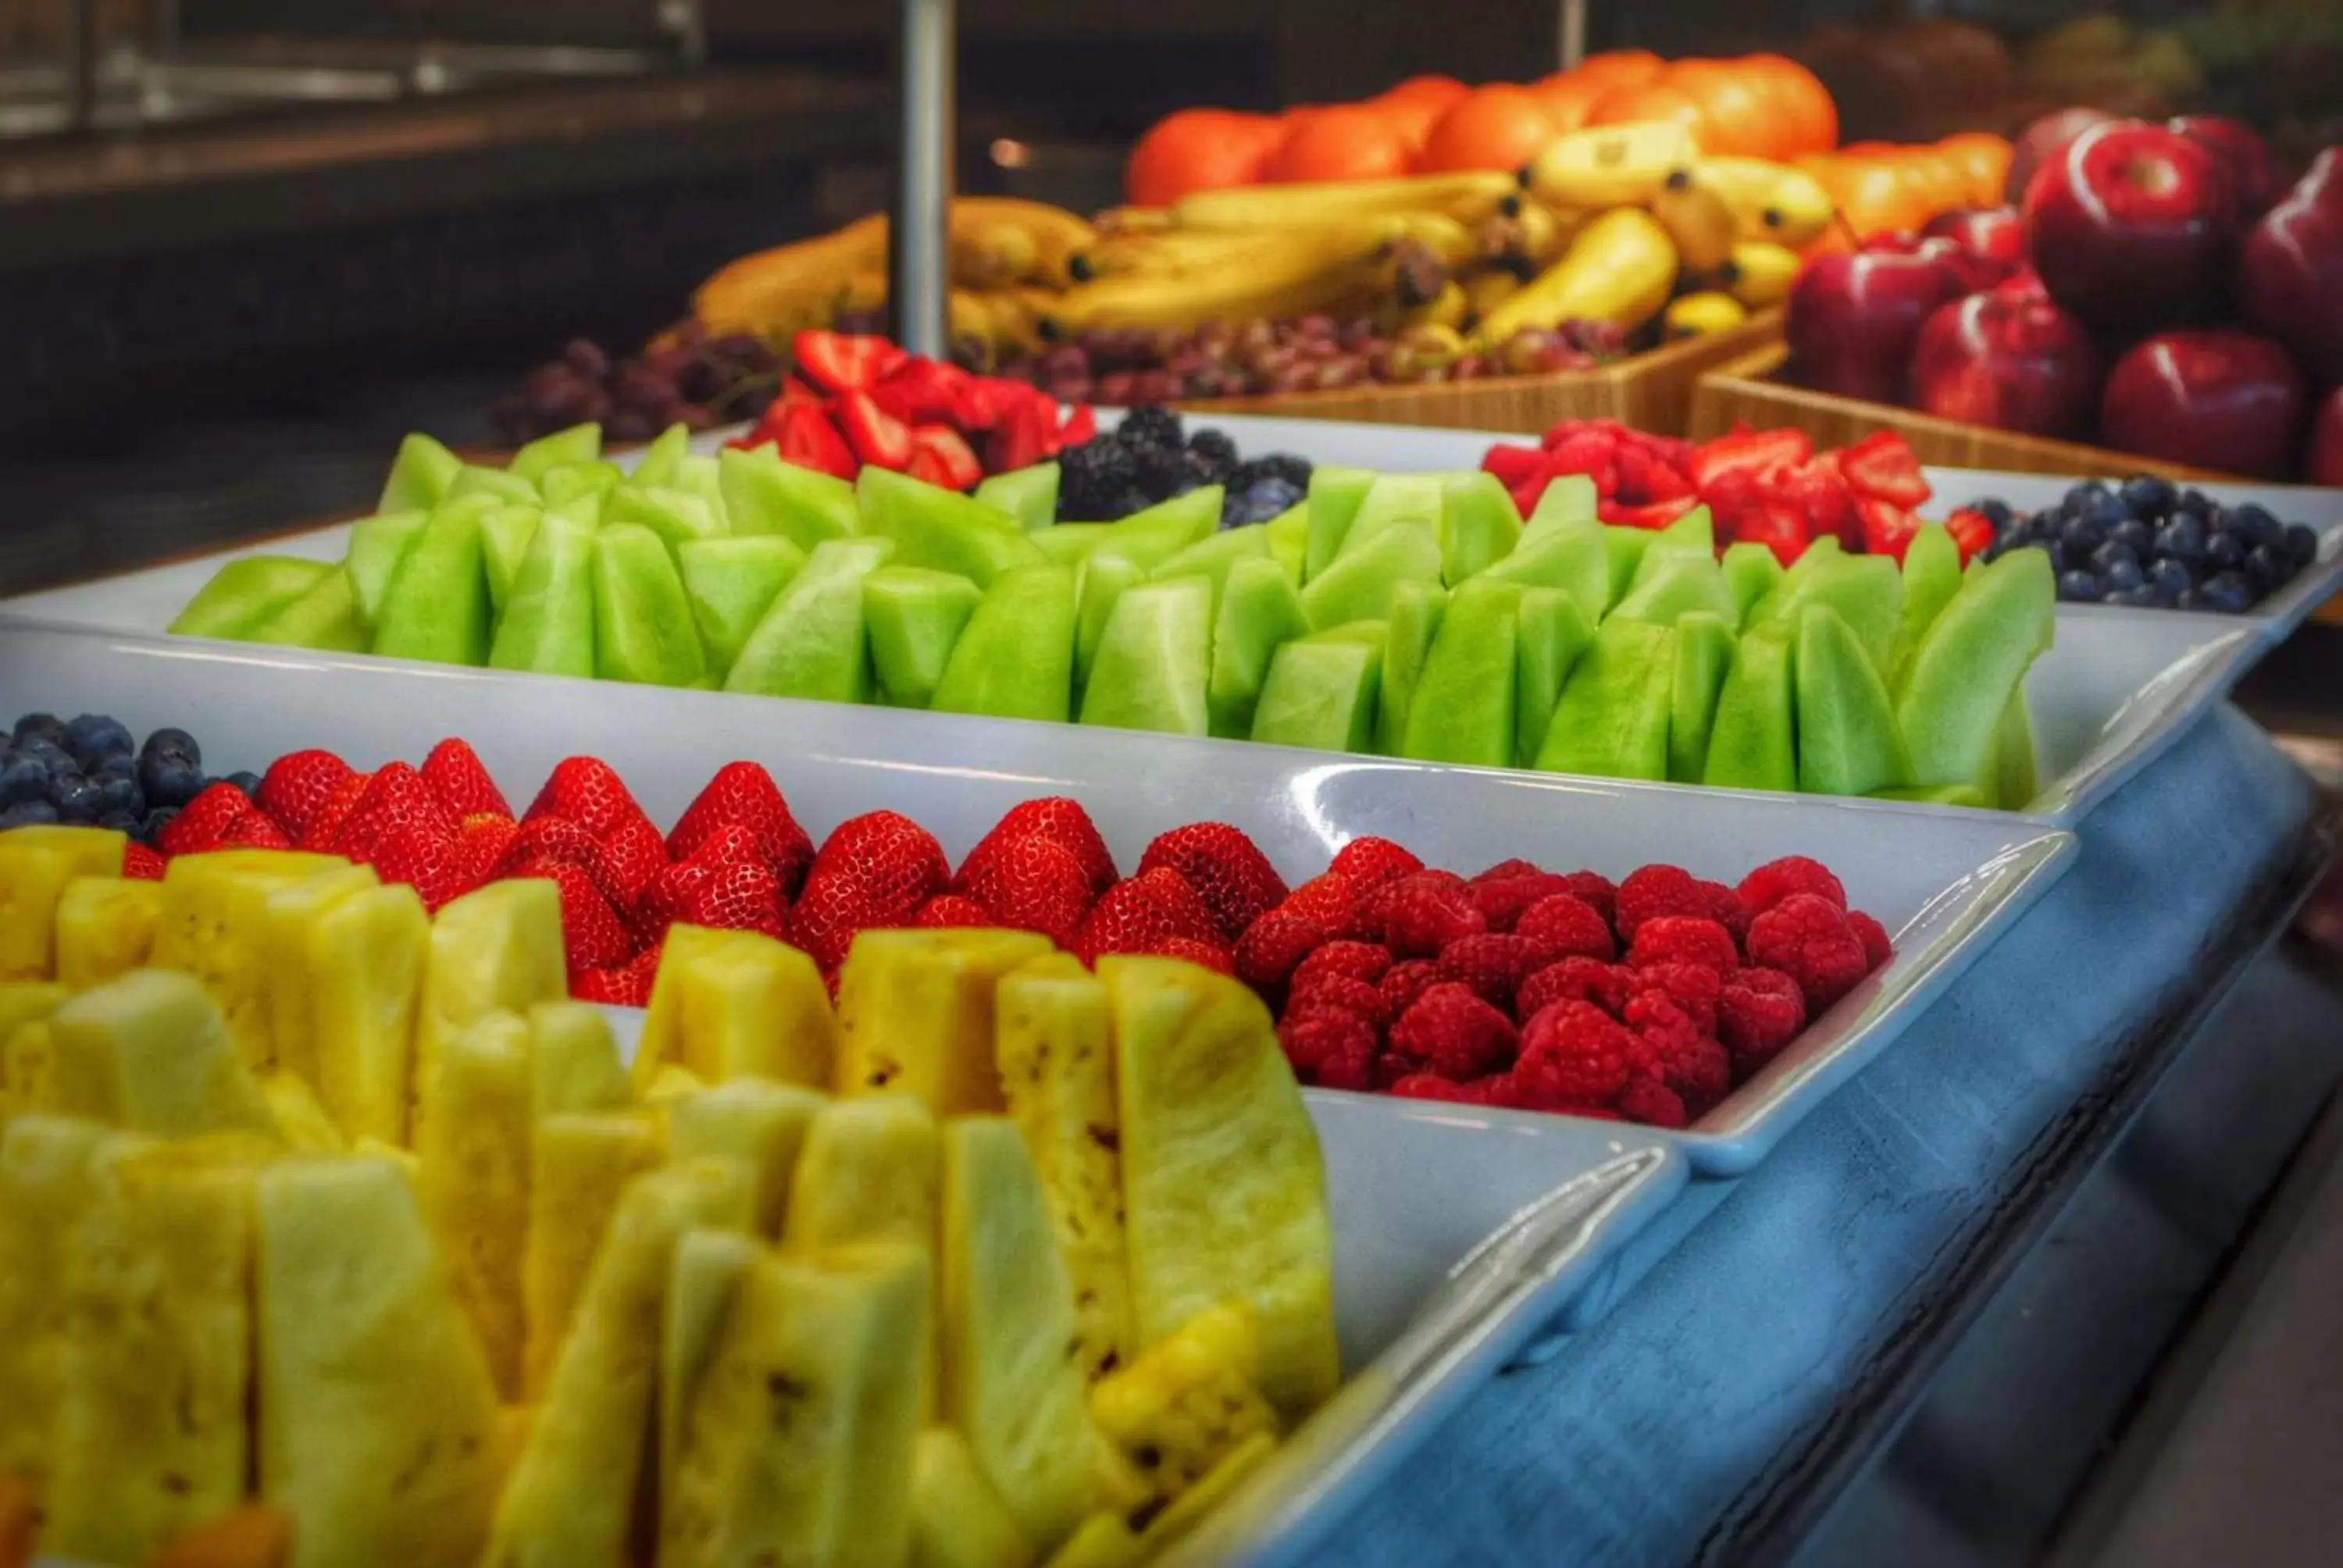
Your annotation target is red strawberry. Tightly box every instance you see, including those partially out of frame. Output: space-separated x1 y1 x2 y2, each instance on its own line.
219 811 293 850
523 757 650 844
667 762 814 895
123 842 167 880
1280 872 1367 941
1073 868 1221 966
419 738 511 821
334 763 459 862
571 943 664 1007
158 782 256 856
1329 837 1423 889
601 816 670 911
772 402 857 480
256 750 355 840
667 859 790 942
1942 506 1996 564
836 390 915 470
1232 910 1325 992
513 859 635 972
1137 823 1287 941
1155 936 1235 975
794 810 951 970
298 772 373 853
369 821 472 912
494 817 629 912
790 329 906 394
638 823 762 929
456 813 520 889
908 424 983 490
958 834 1094 949
917 893 997 928
961 798 1118 895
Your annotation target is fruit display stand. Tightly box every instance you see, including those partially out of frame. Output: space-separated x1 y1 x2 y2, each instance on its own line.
1177 310 1783 437
1689 340 2241 483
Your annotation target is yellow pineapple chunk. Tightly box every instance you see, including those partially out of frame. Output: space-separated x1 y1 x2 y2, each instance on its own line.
1040 1432 1276 1568
1100 955 1338 1423
911 1427 1038 1568
1089 1303 1274 1499
153 850 347 1071
414 1010 533 1398
522 1110 662 1399
53 875 164 991
260 1073 346 1153
305 882 430 1147
940 1115 1102 1551
997 953 1130 1381
0 981 67 1112
0 1114 126 1485
486 1160 751 1568
0 824 125 980
256 1156 505 1568
262 860 379 1086
528 1000 632 1117
661 1226 761 1502
665 1078 826 1236
784 1093 940 1253
636 923 840 1094
48 969 282 1140
413 878 565 1126
43 1151 254 1567
835 928 1053 1113
645 1062 709 1107
662 1244 928 1568
3 1019 55 1115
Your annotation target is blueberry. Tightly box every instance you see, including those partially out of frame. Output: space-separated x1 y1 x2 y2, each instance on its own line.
90 754 134 784
12 713 64 747
2102 554 2145 593
2230 503 2282 549
2149 558 2195 599
2109 518 2155 556
0 755 45 805
2088 540 2137 575
141 806 179 843
96 809 141 835
2199 572 2255 614
2059 513 2107 554
0 801 59 829
2245 543 2291 593
91 775 142 818
139 727 200 767
62 714 133 766
2121 475 2177 518
2153 513 2207 563
138 752 205 809
2174 586 2204 611
2206 531 2246 570
2287 522 2320 565
2083 490 2130 530
2178 488 2215 520
2106 586 2164 608
2063 480 2112 518
2056 568 2103 602
51 775 99 823
1975 497 2013 529
225 771 262 798
2042 540 2072 573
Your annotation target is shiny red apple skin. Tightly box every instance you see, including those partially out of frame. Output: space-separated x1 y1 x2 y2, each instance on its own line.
2169 114 2282 217
2003 106 2113 205
2309 387 2343 487
1920 206 2027 264
1786 245 1965 404
2023 119 2241 333
2238 148 2343 388
1909 289 2102 440
2100 330 2306 479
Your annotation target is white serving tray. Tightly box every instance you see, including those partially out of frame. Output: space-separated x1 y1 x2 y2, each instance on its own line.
0 619 2073 1178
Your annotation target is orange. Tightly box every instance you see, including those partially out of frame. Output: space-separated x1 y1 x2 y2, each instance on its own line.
1585 82 1707 139
1935 131 2013 206
1262 105 1413 183
1526 72 1608 135
1379 74 1471 110
1125 109 1282 205
1415 85 1560 174
1571 50 1666 92
1663 59 1785 159
1740 54 1838 155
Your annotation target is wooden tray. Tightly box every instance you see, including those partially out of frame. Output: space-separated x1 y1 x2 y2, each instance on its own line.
1689 342 2239 483
1175 311 1783 438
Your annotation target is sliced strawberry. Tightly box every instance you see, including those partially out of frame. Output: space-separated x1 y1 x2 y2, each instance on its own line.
1055 404 1097 448
369 821 471 912
1774 458 1860 551
157 782 255 857
1734 497 1816 567
774 402 858 480
512 858 636 972
298 772 373 853
790 330 906 394
667 761 814 895
1857 496 1923 561
909 425 984 491
985 397 1059 474
1836 430 1931 509
1480 443 1550 488
1598 497 1699 529
255 749 355 841
1689 426 1812 488
419 738 511 821
1942 506 1997 565
835 390 915 471
572 943 664 1007
872 358 974 425
523 757 651 844
333 762 460 863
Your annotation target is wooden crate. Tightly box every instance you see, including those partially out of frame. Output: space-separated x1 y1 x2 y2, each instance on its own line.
1174 311 1783 437
1689 342 2241 482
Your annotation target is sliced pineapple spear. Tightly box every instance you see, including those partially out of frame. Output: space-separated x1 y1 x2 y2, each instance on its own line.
1041 1433 1278 1568
48 968 282 1141
0 980 67 1115
305 882 431 1147
257 1155 506 1568
911 1427 1037 1568
0 1114 129 1488
785 1094 942 1416
486 1160 752 1568
636 923 840 1095
413 878 565 1131
1100 955 1339 1424
661 1227 761 1512
662 1243 929 1568
996 953 1130 1382
529 999 633 1117
1089 1303 1275 1499
43 1148 255 1568
152 850 348 1071
666 1078 826 1238
836 928 1052 1112
415 1010 533 1399
0 824 126 981
261 860 380 1085
523 1111 661 1399
52 875 164 991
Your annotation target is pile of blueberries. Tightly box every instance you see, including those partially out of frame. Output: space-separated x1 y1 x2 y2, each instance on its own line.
0 713 253 839
1974 475 2322 613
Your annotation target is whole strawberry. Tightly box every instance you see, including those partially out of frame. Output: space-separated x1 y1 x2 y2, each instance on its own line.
1072 868 1221 966
256 749 355 842
524 756 651 843
1137 821 1288 941
157 781 259 856
333 763 459 862
420 738 511 821
964 796 1118 894
667 761 815 896
958 833 1094 950
515 858 636 972
794 810 950 970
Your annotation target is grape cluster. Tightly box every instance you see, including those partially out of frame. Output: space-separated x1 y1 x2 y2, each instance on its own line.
1056 407 1312 528
0 713 234 841
493 323 783 447
1977 476 2322 613
998 316 1628 407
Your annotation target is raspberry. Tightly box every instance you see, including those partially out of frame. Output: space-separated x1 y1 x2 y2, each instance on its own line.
1371 874 1485 958
1281 873 1367 941
1232 910 1325 990
1517 957 1634 1021
1630 960 1723 1033
1626 992 1730 1117
1626 916 1739 973
1471 857 1545 884
1847 910 1892 971
1388 982 1518 1080
1469 871 1578 934
1436 933 1540 1010
1737 855 1847 917
1746 893 1870 1014
1138 821 1288 940
1290 939 1393 994
1556 870 1617 927
1514 1000 1634 1107
1288 973 1385 1024
1330 836 1423 889
1156 936 1235 975
1617 1076 1689 1129
1389 1073 1483 1103
1378 958 1442 1021
1514 894 1615 964
1277 1005 1378 1085
1614 864 1710 941
1718 966 1807 1076
1702 879 1751 945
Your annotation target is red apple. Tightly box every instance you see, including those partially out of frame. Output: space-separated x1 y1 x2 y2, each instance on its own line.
1909 289 2101 440
2309 387 2343 487
2238 148 2343 388
2023 119 2241 333
2169 114 2283 218
2003 107 2113 205
1918 207 2027 292
2100 329 2306 479
1786 245 1965 404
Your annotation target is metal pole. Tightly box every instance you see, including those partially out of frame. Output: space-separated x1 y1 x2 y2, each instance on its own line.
1559 0 1586 70
890 0 955 358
